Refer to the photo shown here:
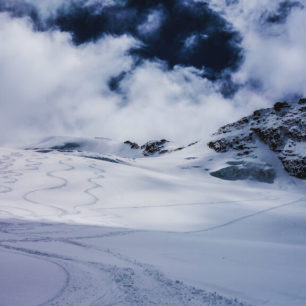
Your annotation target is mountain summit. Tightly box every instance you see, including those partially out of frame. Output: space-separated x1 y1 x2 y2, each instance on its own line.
208 98 306 179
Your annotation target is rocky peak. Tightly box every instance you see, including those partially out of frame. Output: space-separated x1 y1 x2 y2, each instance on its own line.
124 139 199 156
141 139 170 156
208 98 306 179
124 139 169 156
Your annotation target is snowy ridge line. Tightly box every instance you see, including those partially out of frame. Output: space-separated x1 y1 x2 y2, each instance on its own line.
22 158 74 217
187 196 306 233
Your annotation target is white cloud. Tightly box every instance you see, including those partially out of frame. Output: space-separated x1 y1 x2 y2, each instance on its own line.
137 8 166 37
0 0 305 146
0 12 244 146
0 13 136 145
209 0 306 102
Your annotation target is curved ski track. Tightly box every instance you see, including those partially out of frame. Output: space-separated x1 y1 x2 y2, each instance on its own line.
0 226 250 306
22 159 75 217
188 196 306 233
72 163 105 214
2 149 304 305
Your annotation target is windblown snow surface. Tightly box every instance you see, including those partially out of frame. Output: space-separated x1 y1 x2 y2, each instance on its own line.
0 139 305 306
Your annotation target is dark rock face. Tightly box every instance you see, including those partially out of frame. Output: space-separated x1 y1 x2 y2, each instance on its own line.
124 139 169 156
141 139 169 156
124 139 199 156
208 98 306 179
210 162 276 183
50 142 81 151
124 141 140 150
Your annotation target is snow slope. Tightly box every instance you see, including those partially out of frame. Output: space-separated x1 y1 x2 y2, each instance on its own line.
0 142 305 305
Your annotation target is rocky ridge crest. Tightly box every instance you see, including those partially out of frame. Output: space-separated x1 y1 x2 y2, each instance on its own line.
208 98 306 179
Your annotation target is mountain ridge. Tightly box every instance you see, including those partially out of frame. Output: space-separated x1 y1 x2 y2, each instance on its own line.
208 98 306 179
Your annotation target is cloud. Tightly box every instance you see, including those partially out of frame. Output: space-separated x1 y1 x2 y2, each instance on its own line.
0 0 305 146
0 0 244 80
209 0 306 102
0 12 242 146
0 13 136 144
137 7 166 37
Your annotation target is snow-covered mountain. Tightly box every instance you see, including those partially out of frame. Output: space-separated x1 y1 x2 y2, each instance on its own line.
0 100 305 306
208 98 305 180
27 136 199 158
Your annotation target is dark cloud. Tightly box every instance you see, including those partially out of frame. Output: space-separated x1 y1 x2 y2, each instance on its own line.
54 1 243 79
0 0 244 86
225 0 239 6
108 71 128 93
0 0 306 145
262 1 304 24
0 1 43 30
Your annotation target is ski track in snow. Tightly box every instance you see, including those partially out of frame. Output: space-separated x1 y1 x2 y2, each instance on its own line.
0 246 70 306
99 197 278 210
0 153 23 194
189 196 306 233
0 148 305 305
0 226 250 306
22 158 107 218
73 163 105 214
23 158 74 217
0 151 252 305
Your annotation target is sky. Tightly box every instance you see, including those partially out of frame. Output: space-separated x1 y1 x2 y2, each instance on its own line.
0 0 305 145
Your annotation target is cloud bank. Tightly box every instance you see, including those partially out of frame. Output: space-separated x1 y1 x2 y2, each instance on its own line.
0 0 305 145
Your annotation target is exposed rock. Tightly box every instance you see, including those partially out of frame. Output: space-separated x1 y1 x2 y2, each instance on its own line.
208 99 306 179
210 162 276 183
298 97 306 104
141 139 169 156
124 141 140 150
124 139 169 156
50 142 81 151
124 139 199 156
273 101 290 112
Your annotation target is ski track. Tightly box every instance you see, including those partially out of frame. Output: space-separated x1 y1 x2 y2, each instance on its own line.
22 158 107 218
73 163 105 214
98 196 278 210
24 157 43 171
22 158 74 217
0 246 70 306
1 149 304 305
0 153 23 194
188 196 306 233
0 225 250 306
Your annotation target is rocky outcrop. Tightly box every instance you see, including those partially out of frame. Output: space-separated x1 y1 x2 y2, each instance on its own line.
210 161 276 183
125 139 199 156
124 139 169 156
124 141 140 150
141 139 169 156
208 98 306 179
